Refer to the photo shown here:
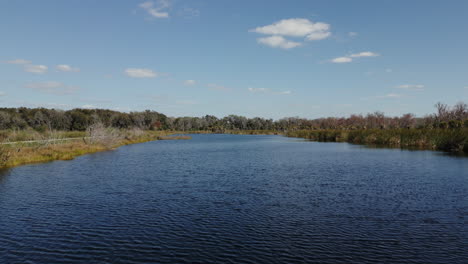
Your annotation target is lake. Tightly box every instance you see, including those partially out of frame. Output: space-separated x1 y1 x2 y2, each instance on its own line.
0 134 467 263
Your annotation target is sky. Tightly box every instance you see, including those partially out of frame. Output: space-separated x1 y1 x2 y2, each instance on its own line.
1 0 467 119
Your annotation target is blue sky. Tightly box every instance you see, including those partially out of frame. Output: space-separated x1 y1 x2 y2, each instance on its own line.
1 0 467 119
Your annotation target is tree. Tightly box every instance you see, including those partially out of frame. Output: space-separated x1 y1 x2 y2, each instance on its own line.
0 111 11 129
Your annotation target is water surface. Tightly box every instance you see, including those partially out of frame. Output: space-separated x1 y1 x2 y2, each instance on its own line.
0 134 467 263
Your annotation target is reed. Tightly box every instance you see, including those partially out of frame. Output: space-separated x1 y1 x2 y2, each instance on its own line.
286 128 468 153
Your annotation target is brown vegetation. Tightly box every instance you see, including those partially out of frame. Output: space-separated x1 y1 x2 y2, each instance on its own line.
0 102 467 169
0 129 188 169
286 128 468 154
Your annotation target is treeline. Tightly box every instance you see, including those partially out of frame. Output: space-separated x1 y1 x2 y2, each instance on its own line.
153 102 468 131
0 108 168 131
0 102 467 132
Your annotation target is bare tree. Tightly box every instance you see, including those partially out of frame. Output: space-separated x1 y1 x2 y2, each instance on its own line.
452 102 467 120
435 102 449 122
400 113 415 128
86 122 121 147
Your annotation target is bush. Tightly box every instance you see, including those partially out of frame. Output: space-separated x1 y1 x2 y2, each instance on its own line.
86 123 121 148
435 130 467 153
287 128 468 154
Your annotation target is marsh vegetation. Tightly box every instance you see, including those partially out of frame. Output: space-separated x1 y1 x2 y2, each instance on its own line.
0 102 466 168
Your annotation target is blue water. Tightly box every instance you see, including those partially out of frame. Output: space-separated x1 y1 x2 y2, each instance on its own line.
0 134 467 263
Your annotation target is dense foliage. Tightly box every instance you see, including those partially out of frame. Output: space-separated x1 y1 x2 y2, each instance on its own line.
0 102 467 132
287 128 468 153
0 108 168 131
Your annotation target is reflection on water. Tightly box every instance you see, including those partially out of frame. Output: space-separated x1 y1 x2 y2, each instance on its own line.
0 168 10 185
0 134 467 264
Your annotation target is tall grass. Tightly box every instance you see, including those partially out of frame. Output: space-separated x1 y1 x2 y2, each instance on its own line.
286 128 468 153
0 130 188 169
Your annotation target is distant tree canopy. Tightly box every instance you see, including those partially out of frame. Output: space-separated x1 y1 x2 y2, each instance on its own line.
0 108 168 131
0 102 466 132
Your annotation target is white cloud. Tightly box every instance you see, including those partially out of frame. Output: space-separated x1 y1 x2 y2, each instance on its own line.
82 104 97 109
25 81 79 95
184 80 196 86
331 51 379 63
248 87 291 95
377 93 403 99
4 59 52 74
0 92 6 96
350 51 379 58
257 36 302 49
56 64 80 72
331 57 353 63
250 18 331 49
24 64 48 74
124 68 158 78
348 32 358 37
3 59 31 64
275 90 292 95
248 87 269 93
306 31 331 41
361 93 404 101
386 68 393 73
139 0 170 18
250 18 330 39
396 84 425 91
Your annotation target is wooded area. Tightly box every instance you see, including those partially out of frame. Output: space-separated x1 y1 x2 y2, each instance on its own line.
0 102 467 133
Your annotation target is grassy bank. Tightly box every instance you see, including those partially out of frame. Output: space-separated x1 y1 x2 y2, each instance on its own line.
286 128 468 154
0 130 190 169
2 128 466 169
0 130 86 142
199 128 468 154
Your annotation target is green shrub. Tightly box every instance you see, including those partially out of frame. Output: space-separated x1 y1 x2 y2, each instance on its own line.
287 128 468 154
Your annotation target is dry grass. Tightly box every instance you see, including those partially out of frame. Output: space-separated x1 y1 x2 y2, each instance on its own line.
0 130 189 169
3 141 109 168
0 129 85 142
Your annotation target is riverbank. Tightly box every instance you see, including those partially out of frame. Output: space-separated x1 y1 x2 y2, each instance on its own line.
172 128 468 154
0 130 190 169
204 129 467 154
1 128 467 169
285 128 468 154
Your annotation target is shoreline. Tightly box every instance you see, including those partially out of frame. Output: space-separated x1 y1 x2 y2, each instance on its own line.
1 128 467 170
0 132 190 170
224 129 468 154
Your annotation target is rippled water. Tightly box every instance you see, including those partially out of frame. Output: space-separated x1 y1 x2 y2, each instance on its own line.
0 134 467 263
